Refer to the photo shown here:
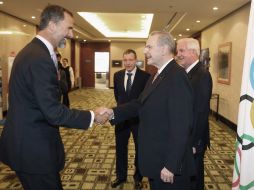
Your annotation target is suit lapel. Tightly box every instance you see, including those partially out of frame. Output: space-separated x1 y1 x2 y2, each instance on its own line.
140 60 176 103
188 62 201 79
131 68 141 92
119 71 126 93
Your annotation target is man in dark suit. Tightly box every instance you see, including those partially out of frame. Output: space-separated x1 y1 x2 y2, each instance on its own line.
111 49 150 189
176 38 213 190
0 5 98 190
97 31 195 190
56 52 69 107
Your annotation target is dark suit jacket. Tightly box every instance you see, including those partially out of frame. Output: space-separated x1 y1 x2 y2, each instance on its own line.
114 68 150 123
0 38 91 174
188 62 212 152
112 60 195 179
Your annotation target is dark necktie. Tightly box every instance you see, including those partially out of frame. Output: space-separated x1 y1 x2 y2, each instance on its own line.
126 72 132 95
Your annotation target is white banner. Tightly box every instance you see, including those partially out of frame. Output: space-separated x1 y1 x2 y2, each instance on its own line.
232 1 254 190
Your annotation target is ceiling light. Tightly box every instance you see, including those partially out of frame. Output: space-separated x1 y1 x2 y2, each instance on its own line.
196 20 200 23
213 7 218 10
83 40 86 42
75 35 79 39
0 1 4 5
186 28 190 31
0 31 13 35
23 24 27 27
0 30 29 35
174 38 177 41
77 12 153 38
31 16 36 19
178 34 182 37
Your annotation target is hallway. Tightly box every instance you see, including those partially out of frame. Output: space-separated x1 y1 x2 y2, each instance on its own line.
0 88 236 190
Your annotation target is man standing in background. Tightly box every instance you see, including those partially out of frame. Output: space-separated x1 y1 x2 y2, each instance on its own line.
56 53 68 106
62 58 74 107
177 38 213 190
112 49 150 189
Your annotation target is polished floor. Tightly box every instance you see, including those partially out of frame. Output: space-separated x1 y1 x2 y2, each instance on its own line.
0 88 236 190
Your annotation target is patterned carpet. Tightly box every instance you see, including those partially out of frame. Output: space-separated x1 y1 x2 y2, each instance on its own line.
0 88 236 190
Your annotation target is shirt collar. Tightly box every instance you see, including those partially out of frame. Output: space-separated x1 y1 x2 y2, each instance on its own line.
36 35 55 56
157 58 174 74
125 66 137 75
186 60 199 73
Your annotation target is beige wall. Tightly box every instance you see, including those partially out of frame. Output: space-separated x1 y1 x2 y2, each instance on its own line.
110 42 146 87
201 4 250 124
0 12 36 111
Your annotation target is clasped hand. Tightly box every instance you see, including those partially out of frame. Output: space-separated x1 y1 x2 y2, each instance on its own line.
94 107 113 124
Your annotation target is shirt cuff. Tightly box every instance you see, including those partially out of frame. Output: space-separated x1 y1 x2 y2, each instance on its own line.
89 110 94 127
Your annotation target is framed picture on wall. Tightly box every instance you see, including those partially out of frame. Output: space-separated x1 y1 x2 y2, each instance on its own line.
217 42 232 85
112 60 122 67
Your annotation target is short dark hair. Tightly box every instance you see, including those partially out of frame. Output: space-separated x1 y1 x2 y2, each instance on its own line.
62 58 68 62
56 53 61 59
38 5 73 31
123 49 137 59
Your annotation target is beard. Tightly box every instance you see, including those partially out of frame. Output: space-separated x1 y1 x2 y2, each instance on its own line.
58 38 66 48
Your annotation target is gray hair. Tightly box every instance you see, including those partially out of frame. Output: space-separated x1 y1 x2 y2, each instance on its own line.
178 38 200 56
149 31 175 54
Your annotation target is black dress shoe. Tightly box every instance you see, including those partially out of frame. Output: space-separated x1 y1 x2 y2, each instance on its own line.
111 178 126 188
134 180 142 190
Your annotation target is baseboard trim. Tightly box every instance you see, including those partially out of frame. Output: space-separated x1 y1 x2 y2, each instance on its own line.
210 110 237 132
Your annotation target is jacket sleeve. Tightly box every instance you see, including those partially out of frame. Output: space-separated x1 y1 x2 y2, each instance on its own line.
29 56 91 130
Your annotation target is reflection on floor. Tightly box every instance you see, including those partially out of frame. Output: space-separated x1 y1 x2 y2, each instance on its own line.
0 89 236 190
95 72 108 89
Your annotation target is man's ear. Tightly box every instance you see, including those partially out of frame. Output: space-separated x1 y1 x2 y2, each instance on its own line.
161 45 168 56
47 21 56 34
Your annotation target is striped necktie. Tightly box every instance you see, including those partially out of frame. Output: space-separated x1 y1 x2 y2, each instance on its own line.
51 53 58 70
126 72 132 95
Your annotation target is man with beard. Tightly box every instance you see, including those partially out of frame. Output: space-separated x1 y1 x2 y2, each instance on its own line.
0 5 99 190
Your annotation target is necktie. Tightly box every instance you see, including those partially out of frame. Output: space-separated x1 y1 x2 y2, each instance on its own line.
126 72 132 95
51 53 58 70
51 53 60 79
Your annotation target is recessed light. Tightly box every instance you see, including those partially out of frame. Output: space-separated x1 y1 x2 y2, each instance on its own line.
178 34 182 37
31 16 36 19
77 12 153 38
186 28 190 31
108 40 111 42
196 20 200 23
23 24 27 27
174 38 177 41
213 7 218 10
0 1 4 5
75 35 79 39
83 39 86 42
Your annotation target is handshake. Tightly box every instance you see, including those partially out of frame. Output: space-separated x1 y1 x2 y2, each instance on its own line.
94 107 114 124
